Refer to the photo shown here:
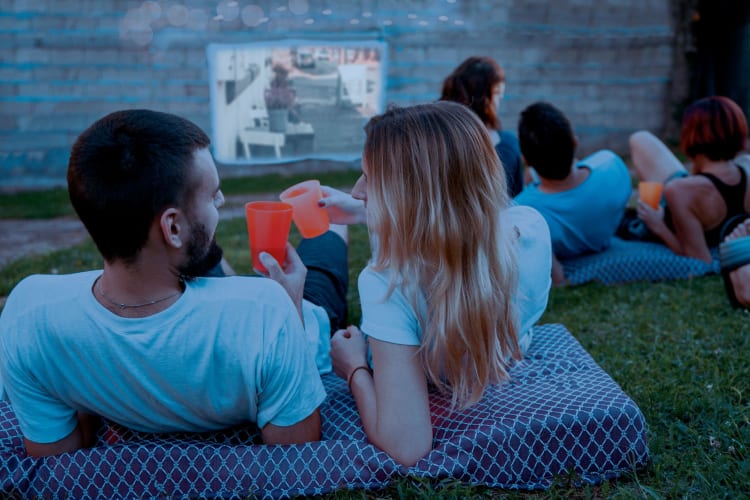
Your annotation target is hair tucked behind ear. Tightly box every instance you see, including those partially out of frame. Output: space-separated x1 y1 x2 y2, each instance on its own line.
364 101 520 409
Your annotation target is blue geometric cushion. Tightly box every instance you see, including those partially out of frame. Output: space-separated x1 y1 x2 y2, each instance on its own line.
0 324 649 498
562 237 719 285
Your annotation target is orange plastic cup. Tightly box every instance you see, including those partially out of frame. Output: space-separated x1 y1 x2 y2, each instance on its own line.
638 181 663 210
245 201 293 273
280 179 330 238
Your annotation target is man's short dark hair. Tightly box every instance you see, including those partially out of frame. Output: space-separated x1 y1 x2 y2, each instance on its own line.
67 109 211 263
518 102 576 181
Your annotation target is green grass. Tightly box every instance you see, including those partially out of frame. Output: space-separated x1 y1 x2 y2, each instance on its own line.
1 178 749 498
0 188 76 219
0 169 361 220
219 169 361 198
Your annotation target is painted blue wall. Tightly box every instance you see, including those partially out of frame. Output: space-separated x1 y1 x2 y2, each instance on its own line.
0 0 675 189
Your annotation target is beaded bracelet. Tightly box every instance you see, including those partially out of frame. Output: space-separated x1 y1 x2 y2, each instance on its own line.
347 365 372 391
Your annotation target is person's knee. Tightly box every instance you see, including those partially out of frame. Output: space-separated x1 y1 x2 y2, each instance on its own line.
329 224 349 246
628 130 654 152
629 130 653 180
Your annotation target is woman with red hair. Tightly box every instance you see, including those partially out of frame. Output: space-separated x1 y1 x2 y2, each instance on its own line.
629 96 750 262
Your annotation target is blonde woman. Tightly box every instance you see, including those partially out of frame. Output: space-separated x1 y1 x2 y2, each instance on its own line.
321 102 552 466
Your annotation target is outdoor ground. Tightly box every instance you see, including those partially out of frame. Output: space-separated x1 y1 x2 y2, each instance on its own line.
0 194 261 269
1 177 748 497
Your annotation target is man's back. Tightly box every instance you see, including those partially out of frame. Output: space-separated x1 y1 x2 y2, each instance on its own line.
0 271 325 445
515 150 632 258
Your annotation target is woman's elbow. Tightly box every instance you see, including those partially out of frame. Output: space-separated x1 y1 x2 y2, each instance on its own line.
377 429 433 467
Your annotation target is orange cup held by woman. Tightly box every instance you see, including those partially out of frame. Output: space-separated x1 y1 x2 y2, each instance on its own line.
638 181 663 210
280 179 330 238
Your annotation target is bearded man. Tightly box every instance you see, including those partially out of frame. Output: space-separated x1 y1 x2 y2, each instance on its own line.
0 110 349 457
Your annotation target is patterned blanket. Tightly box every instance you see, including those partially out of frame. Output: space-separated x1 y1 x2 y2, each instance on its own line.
562 237 719 285
0 324 649 498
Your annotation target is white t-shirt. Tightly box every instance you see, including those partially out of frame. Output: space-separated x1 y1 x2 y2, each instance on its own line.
359 205 552 353
0 271 326 443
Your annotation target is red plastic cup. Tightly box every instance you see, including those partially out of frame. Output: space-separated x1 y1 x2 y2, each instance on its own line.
638 181 663 210
245 201 293 273
280 179 330 238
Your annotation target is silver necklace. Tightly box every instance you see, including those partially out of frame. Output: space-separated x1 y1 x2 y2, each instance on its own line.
94 276 184 310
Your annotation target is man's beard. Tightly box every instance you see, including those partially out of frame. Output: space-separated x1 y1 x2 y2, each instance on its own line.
177 221 224 279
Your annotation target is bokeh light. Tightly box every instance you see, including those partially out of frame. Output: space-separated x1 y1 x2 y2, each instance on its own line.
166 4 189 26
186 8 208 30
241 5 265 27
141 1 161 20
217 1 240 22
120 5 155 45
288 0 309 16
117 0 464 46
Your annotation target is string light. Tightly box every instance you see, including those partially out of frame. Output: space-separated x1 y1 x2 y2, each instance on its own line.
118 1 464 46
241 5 264 27
288 0 309 15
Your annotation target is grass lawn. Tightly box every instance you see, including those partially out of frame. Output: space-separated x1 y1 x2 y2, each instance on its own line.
1 178 748 498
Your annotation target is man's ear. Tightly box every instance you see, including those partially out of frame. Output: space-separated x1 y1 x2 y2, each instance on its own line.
159 208 184 249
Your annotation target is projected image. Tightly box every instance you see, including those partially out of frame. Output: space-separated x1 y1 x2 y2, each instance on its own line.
208 41 387 164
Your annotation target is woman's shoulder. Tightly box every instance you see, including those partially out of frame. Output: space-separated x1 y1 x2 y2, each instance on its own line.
498 129 519 146
358 264 388 288
502 204 548 230
502 205 552 253
664 174 717 199
663 174 723 221
496 130 521 156
358 265 400 301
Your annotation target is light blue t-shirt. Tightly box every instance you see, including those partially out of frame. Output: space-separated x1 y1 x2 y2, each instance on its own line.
515 150 632 259
0 271 326 443
359 205 552 353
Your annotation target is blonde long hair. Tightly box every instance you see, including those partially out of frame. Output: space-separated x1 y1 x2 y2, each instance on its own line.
363 101 520 409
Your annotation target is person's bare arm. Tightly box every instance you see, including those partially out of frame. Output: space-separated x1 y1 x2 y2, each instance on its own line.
637 198 683 253
330 326 432 466
362 337 432 466
636 179 712 261
661 184 713 262
260 408 321 445
24 411 99 458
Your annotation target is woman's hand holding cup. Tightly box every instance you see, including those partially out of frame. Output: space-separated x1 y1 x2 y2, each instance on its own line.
318 186 367 225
